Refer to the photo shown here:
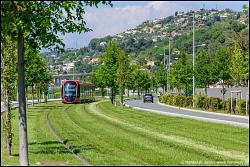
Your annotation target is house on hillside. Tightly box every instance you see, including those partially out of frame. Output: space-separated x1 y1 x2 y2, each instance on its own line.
100 41 107 47
153 19 161 24
62 62 74 71
89 58 100 64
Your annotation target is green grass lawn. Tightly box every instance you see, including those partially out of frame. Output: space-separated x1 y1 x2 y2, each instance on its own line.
1 100 249 166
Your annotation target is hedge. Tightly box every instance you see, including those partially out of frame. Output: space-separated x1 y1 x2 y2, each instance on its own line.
160 93 248 115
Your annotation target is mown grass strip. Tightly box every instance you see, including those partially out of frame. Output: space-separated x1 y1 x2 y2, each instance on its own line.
87 101 249 163
50 104 153 166
99 101 249 153
46 110 92 166
63 105 152 166
1 102 85 166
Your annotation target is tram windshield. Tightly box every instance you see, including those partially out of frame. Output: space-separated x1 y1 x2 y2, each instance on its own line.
64 81 77 97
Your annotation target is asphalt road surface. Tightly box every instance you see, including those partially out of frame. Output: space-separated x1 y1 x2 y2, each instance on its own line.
124 97 249 128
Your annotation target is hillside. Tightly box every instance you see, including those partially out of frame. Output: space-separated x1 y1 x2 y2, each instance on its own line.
43 8 248 74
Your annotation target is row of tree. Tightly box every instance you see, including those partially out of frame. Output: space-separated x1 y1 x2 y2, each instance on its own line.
90 42 154 105
1 36 52 157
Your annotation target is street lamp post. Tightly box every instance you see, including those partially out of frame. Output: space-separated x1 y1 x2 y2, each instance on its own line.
192 13 195 108
167 38 171 93
164 48 167 93
72 58 77 80
192 13 206 108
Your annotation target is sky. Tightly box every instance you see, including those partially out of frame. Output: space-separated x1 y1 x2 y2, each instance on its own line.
52 1 249 50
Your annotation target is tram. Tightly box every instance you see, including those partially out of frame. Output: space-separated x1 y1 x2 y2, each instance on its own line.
61 80 95 104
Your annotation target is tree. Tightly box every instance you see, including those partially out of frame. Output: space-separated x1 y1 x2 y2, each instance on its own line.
242 4 248 17
116 50 128 106
27 53 52 103
1 36 17 156
155 64 167 92
125 64 140 96
1 1 112 165
100 41 120 104
195 51 215 95
230 41 249 87
213 47 231 99
91 65 107 97
169 53 192 96
25 47 44 105
132 68 151 98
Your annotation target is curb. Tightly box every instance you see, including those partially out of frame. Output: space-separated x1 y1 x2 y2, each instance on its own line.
157 101 249 120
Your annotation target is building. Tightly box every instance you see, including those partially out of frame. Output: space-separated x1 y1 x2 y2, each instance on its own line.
62 62 74 71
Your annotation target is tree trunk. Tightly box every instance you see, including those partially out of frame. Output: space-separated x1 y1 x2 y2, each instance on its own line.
38 86 40 103
222 80 225 100
110 87 114 104
5 91 12 156
205 84 208 96
17 31 29 166
25 87 28 108
31 84 34 106
101 87 104 97
137 87 140 99
3 87 13 156
120 86 124 107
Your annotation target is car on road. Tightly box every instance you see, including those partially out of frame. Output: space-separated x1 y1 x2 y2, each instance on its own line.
143 93 153 103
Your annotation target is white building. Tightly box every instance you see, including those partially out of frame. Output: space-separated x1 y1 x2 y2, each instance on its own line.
62 62 74 71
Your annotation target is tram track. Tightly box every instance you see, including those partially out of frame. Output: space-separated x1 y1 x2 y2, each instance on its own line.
62 104 152 166
45 108 93 166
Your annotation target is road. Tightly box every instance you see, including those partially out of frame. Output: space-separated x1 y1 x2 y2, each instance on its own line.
124 97 249 128
1 99 61 113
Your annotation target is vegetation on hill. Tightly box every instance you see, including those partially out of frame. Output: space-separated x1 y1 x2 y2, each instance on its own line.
46 8 248 78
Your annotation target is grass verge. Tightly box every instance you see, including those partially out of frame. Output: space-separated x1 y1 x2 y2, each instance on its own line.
1 100 249 166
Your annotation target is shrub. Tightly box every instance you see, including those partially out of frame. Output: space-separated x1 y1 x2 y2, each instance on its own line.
174 93 186 107
220 100 230 113
203 97 210 110
159 93 167 103
236 99 247 115
171 94 176 105
209 97 221 111
194 93 207 108
185 96 193 107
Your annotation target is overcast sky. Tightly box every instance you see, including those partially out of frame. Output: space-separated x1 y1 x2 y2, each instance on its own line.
55 1 248 50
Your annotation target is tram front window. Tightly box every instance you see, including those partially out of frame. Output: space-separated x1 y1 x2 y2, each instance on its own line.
64 81 77 98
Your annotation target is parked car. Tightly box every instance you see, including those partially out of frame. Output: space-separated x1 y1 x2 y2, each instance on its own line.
143 93 153 103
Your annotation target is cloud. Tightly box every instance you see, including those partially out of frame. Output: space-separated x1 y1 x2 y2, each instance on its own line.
59 1 247 49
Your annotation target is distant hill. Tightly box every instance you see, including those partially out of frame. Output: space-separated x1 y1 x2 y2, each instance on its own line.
44 8 248 74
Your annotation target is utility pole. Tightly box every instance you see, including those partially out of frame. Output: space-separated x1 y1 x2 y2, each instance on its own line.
164 49 166 66
164 48 167 93
192 12 195 108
